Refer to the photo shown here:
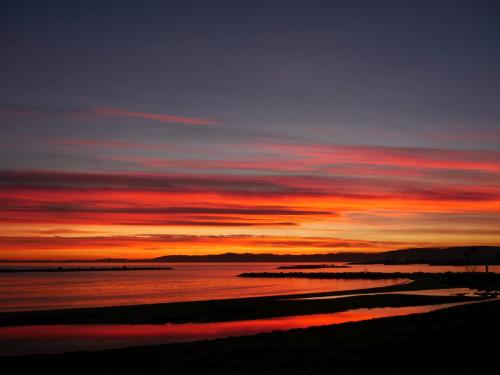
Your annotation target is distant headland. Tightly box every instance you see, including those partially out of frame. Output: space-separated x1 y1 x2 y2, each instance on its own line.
0 266 173 273
1 246 499 265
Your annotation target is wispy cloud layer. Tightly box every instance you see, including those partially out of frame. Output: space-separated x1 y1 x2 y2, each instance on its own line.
0 235 423 260
1 168 499 257
0 105 220 125
92 107 219 125
1 119 499 258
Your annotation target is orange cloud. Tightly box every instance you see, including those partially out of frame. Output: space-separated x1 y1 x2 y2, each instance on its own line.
2 139 500 260
0 235 422 260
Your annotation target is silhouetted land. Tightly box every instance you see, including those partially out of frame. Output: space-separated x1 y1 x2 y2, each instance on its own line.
241 271 412 279
276 264 350 269
153 246 500 264
154 246 500 265
2 245 499 264
239 271 500 290
0 266 172 273
352 245 500 266
2 299 499 374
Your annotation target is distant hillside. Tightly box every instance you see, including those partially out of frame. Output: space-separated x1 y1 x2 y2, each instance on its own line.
365 246 500 266
151 252 373 263
3 246 500 264
152 246 500 265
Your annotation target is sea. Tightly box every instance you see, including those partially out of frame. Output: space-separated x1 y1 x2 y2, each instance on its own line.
0 262 495 313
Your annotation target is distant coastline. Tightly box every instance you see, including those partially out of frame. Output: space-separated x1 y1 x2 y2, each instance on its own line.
1 246 499 265
276 264 350 269
0 267 173 273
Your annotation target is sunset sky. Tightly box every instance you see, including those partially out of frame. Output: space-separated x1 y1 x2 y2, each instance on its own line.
1 1 500 259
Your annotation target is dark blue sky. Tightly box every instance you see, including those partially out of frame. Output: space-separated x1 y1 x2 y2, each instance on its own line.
2 1 500 158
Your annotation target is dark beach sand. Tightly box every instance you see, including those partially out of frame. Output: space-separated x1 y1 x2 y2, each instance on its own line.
2 299 499 374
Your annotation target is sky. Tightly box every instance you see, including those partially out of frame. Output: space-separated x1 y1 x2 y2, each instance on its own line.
1 1 500 259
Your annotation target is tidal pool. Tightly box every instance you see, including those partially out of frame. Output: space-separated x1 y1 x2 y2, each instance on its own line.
0 301 481 356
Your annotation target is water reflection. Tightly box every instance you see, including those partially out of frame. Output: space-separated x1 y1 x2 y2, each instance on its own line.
296 288 481 301
0 263 408 312
0 302 478 356
0 262 496 313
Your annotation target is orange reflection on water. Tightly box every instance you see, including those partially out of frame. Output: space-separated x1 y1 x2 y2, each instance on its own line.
0 303 466 356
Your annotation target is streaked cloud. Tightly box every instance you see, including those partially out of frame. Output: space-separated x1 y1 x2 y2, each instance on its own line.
0 105 220 126
0 234 423 260
92 107 219 125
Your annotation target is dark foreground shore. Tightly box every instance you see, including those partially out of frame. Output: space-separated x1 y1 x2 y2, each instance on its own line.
2 272 499 374
2 299 499 374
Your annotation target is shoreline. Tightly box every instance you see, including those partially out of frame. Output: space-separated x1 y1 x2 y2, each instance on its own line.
1 272 498 327
2 299 499 374
2 271 499 373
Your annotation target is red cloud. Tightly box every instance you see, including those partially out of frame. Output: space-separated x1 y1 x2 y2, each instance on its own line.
1 169 500 229
0 105 219 126
256 143 500 173
92 107 219 125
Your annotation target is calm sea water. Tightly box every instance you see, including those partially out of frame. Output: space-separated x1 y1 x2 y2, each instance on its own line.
0 262 494 313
